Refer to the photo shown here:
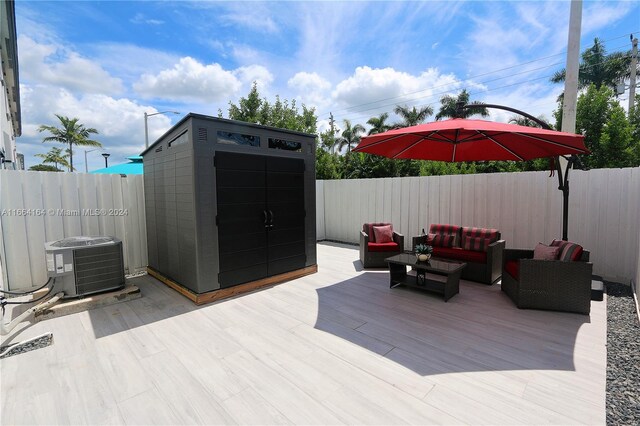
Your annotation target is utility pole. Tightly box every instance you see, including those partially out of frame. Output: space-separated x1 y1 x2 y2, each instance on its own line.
629 36 637 115
329 112 336 154
558 0 582 241
561 0 582 136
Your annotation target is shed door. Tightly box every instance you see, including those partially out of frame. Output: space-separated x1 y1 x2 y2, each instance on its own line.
216 152 306 288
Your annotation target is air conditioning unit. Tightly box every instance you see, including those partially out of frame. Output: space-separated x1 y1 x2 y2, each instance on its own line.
44 236 125 298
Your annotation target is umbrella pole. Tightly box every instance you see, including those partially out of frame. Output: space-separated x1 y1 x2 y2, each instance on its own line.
457 102 579 241
556 156 571 241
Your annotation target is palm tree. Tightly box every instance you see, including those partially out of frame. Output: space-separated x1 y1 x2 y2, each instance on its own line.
366 112 391 135
507 115 551 129
435 89 489 120
335 119 365 153
551 38 633 92
38 114 101 172
35 147 71 171
393 104 433 127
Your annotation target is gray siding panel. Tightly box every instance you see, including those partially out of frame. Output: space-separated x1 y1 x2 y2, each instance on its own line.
143 114 316 295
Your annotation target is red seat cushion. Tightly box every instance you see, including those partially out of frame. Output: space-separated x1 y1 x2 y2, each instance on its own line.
432 246 487 263
505 260 519 280
368 242 400 252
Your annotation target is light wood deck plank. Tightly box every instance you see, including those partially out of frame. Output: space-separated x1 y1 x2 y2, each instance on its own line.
0 242 606 425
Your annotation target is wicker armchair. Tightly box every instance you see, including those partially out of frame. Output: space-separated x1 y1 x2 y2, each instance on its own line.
360 223 404 268
502 248 592 315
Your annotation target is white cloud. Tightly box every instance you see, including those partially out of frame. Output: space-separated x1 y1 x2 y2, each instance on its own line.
133 57 243 103
18 84 176 171
332 66 462 117
219 11 278 34
18 35 123 95
288 72 332 108
234 65 274 91
582 2 634 36
130 13 164 25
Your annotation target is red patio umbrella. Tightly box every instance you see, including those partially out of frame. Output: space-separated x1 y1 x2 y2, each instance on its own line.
352 115 589 240
352 118 588 161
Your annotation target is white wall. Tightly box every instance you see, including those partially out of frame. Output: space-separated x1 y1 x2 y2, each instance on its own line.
2 167 639 290
316 180 325 240
0 171 147 291
319 167 640 283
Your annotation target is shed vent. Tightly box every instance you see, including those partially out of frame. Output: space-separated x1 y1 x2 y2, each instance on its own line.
198 128 208 143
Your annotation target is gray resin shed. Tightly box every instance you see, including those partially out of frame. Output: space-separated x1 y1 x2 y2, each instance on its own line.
141 114 317 302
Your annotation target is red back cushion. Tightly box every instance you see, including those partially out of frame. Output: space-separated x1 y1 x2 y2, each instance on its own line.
550 239 584 261
533 243 561 260
373 225 393 243
461 227 500 243
462 236 493 252
429 224 461 236
363 223 392 242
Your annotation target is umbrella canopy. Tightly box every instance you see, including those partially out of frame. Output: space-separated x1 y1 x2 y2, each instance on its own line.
353 118 588 161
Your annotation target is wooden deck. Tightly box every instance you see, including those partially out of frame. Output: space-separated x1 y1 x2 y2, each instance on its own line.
1 242 606 425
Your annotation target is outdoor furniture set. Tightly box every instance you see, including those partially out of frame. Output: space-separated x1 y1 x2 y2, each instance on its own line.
360 222 593 314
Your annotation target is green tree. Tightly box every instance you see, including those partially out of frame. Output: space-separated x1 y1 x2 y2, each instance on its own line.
551 38 633 92
393 104 433 127
227 82 317 134
367 112 392 135
435 89 489 120
576 84 636 168
228 82 263 124
29 164 63 172
38 115 101 172
315 147 341 179
35 147 71 171
507 114 551 128
335 119 365 153
600 107 634 167
628 95 640 164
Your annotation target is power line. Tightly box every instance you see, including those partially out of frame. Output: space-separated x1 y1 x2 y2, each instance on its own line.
317 33 638 119
331 51 635 124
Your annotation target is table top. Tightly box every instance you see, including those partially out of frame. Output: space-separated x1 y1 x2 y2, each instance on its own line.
385 253 466 273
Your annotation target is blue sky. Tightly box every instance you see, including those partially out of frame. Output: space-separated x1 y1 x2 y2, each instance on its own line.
15 1 640 171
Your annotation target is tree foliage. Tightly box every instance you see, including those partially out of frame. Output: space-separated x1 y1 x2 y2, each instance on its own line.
575 84 637 168
35 147 71 171
393 105 433 127
367 113 391 135
38 115 101 172
551 38 633 92
29 164 63 172
227 82 317 134
435 89 489 120
335 120 365 153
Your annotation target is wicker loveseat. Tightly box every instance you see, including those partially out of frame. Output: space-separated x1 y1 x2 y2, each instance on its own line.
502 240 592 315
360 223 404 268
412 224 505 285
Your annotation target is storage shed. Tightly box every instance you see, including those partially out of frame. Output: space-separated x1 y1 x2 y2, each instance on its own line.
141 114 317 303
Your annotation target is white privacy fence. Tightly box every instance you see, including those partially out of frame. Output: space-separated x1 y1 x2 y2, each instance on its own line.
1 168 639 291
317 167 640 283
0 171 147 291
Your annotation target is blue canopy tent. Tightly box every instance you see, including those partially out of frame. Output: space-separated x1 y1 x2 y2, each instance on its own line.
90 156 143 175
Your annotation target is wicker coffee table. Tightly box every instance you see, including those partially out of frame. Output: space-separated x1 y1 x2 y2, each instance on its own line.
385 253 466 301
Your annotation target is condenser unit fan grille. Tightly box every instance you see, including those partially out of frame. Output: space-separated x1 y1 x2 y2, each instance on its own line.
73 244 125 296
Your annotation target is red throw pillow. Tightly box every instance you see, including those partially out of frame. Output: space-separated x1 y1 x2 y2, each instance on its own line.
462 236 493 252
533 243 561 260
373 225 393 243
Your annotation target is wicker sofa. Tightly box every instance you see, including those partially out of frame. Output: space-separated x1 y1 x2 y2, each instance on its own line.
360 223 404 268
502 242 592 315
412 224 505 285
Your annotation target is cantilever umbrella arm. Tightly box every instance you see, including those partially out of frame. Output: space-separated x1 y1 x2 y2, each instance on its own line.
457 102 579 240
